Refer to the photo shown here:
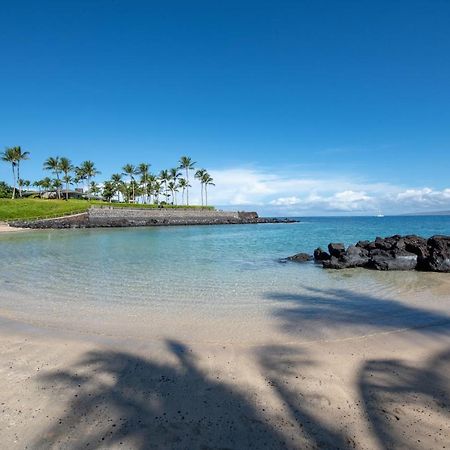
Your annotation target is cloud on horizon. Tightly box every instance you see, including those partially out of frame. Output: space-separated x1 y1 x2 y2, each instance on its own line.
190 167 450 215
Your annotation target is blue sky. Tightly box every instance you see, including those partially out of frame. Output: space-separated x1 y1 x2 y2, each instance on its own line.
1 0 449 215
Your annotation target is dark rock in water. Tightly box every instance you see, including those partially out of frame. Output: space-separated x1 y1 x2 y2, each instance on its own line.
328 243 346 258
403 235 429 269
322 256 344 269
287 252 313 262
369 249 418 271
322 245 369 269
313 247 331 261
342 245 370 268
426 235 450 272
290 234 450 272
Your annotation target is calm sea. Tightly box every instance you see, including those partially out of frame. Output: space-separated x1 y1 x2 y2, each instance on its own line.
1 215 449 343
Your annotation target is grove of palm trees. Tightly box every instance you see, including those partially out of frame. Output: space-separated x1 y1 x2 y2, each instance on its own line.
1 148 215 207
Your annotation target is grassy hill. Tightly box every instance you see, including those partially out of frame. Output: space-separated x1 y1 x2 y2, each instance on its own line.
0 199 213 221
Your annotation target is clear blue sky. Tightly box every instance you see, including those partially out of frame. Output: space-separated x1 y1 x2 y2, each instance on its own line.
1 0 449 214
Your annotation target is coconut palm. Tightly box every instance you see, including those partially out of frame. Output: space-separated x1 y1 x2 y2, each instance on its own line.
152 180 162 204
1 147 18 198
167 180 179 205
33 180 42 195
138 163 151 204
59 157 74 200
179 156 196 206
159 169 170 204
178 178 190 205
41 177 52 194
89 181 100 198
195 168 207 206
18 179 30 194
13 147 30 197
201 172 215 207
146 174 157 204
74 166 85 190
79 160 101 200
52 178 62 196
43 156 62 199
122 164 138 203
102 181 115 202
110 173 123 202
62 174 73 198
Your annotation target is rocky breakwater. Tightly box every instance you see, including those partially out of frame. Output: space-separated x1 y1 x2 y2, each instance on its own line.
312 235 450 272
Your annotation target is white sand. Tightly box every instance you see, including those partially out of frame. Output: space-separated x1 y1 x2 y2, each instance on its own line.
0 281 449 449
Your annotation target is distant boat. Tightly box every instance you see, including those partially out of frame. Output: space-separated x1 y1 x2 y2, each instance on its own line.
376 214 385 217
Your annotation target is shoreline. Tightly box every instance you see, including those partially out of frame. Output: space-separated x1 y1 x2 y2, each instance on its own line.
0 222 26 233
6 206 298 229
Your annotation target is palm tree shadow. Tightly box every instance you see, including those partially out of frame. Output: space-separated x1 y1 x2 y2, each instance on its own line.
266 287 450 338
358 348 450 450
257 345 355 450
33 339 289 449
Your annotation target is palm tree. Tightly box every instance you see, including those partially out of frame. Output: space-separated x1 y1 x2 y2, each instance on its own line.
110 173 123 202
152 180 162 204
74 166 85 190
102 181 115 202
159 169 170 204
43 156 62 199
167 180 179 205
89 181 100 198
59 157 74 200
33 180 42 195
13 147 30 197
169 168 181 204
122 164 138 203
179 156 196 206
138 163 151 204
201 172 215 207
62 174 73 198
178 178 190 206
41 177 52 194
79 160 101 200
1 147 18 198
195 168 207 206
53 178 62 196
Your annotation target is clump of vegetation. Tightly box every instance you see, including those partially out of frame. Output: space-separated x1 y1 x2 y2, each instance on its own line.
1 148 215 207
0 181 13 198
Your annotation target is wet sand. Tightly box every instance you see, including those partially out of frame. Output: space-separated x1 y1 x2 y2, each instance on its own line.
0 222 26 233
0 280 449 449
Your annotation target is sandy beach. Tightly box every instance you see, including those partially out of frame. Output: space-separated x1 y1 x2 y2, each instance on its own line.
1 281 449 450
0 222 25 233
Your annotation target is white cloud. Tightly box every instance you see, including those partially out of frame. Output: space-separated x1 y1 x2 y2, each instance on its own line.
186 167 450 215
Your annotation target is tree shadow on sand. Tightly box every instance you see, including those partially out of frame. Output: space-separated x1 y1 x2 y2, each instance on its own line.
265 287 450 338
359 348 450 450
256 345 357 450
34 340 289 449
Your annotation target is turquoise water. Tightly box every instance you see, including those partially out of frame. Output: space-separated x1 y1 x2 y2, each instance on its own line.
1 216 449 342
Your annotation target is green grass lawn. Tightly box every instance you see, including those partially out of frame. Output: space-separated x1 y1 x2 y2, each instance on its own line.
0 198 214 221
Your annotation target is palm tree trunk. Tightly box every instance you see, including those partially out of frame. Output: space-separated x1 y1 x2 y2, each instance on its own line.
186 168 189 206
17 162 22 197
11 165 16 199
205 185 208 207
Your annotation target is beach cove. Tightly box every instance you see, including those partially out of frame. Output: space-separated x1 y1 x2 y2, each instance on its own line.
0 217 449 449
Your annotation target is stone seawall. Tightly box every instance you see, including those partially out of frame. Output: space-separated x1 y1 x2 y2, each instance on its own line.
10 207 295 229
